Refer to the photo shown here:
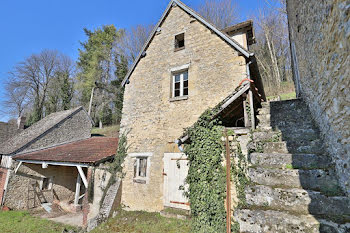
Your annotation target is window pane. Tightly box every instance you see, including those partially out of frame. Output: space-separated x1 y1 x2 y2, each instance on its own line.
183 72 188 81
139 158 147 177
175 90 180 97
134 160 137 178
183 88 188 96
183 80 188 88
175 82 180 90
175 75 180 82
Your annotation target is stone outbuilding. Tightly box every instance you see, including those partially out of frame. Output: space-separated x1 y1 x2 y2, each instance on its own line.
0 106 92 204
119 0 265 212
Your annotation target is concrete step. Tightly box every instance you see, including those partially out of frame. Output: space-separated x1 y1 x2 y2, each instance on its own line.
263 141 323 154
245 185 350 216
235 209 350 233
248 167 342 195
250 153 332 169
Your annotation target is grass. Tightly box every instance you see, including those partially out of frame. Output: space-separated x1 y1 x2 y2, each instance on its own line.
91 125 120 137
91 209 192 233
0 211 77 233
267 92 296 101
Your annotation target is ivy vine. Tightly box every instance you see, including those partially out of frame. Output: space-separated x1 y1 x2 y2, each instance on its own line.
184 108 227 233
99 132 128 207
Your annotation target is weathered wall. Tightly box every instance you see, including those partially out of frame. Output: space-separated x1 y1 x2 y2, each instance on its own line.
287 0 350 195
0 168 8 204
4 163 78 209
120 5 247 211
20 110 92 154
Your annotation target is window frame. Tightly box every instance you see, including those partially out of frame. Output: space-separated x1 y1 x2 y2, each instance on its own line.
174 33 185 51
129 153 152 184
172 70 188 98
40 177 53 191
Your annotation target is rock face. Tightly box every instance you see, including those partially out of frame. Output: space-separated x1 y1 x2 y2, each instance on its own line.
287 0 350 196
235 99 350 233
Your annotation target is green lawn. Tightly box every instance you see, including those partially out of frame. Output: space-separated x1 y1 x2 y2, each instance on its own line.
0 211 77 233
91 125 120 137
91 209 192 233
267 92 296 101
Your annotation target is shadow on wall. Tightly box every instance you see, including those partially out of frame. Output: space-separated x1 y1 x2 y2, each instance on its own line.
268 100 350 232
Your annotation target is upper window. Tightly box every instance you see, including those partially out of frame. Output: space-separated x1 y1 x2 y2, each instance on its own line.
173 71 188 98
175 33 185 50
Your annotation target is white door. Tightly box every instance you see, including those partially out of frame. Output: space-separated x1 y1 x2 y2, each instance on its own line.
163 153 190 210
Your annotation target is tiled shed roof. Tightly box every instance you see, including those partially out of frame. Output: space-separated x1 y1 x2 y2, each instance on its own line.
13 137 118 165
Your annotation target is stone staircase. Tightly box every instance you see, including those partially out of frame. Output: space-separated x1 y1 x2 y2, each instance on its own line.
235 99 350 233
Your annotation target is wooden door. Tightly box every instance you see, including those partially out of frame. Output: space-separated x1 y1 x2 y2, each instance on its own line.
163 153 190 210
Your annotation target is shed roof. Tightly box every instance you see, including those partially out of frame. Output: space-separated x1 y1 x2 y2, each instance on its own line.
121 0 254 86
0 107 91 155
13 137 118 165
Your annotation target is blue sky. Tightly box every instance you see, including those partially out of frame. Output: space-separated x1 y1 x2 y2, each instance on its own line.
0 0 264 121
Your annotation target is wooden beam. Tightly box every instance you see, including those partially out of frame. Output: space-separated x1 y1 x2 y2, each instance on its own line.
243 100 250 127
74 173 81 205
77 166 88 188
14 161 22 174
248 90 255 129
224 129 231 233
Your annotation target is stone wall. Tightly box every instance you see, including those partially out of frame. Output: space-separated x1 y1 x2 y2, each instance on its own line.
287 0 350 195
120 5 247 211
4 163 78 209
20 110 92 154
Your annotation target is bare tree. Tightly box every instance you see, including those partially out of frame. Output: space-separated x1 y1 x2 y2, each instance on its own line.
251 1 293 96
197 0 240 29
120 24 153 64
4 50 60 123
2 78 29 117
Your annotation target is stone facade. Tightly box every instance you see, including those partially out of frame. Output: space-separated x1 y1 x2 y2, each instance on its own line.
4 163 79 209
120 5 249 212
287 0 350 195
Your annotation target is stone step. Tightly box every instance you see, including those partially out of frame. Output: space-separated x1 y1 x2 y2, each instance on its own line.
245 185 350 216
235 209 350 233
252 130 282 142
250 153 332 169
258 103 310 116
253 128 320 142
248 167 342 195
257 113 314 124
263 141 323 154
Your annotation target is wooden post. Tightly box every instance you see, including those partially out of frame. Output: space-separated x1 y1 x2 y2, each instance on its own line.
248 90 255 129
224 129 231 233
82 167 92 228
243 100 250 127
74 173 81 205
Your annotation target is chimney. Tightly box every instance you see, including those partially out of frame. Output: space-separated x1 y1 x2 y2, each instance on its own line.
17 116 26 130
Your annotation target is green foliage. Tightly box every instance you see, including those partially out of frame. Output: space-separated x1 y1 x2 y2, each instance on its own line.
99 132 128 207
77 25 125 125
184 108 227 233
230 136 250 209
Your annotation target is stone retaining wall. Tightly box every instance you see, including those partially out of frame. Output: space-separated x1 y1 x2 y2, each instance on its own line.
287 0 350 195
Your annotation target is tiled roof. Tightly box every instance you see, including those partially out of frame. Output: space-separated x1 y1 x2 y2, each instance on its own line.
13 137 118 165
0 107 84 155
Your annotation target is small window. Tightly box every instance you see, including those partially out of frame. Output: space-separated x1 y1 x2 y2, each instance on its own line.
175 33 185 50
40 177 53 190
134 157 148 179
172 70 188 98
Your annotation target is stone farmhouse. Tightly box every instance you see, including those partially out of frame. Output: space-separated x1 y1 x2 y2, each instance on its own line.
0 107 119 227
119 0 265 212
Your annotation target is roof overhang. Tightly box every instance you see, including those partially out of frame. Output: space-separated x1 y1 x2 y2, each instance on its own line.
121 0 254 86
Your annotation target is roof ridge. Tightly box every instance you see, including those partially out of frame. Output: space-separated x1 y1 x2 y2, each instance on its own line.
121 0 253 86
